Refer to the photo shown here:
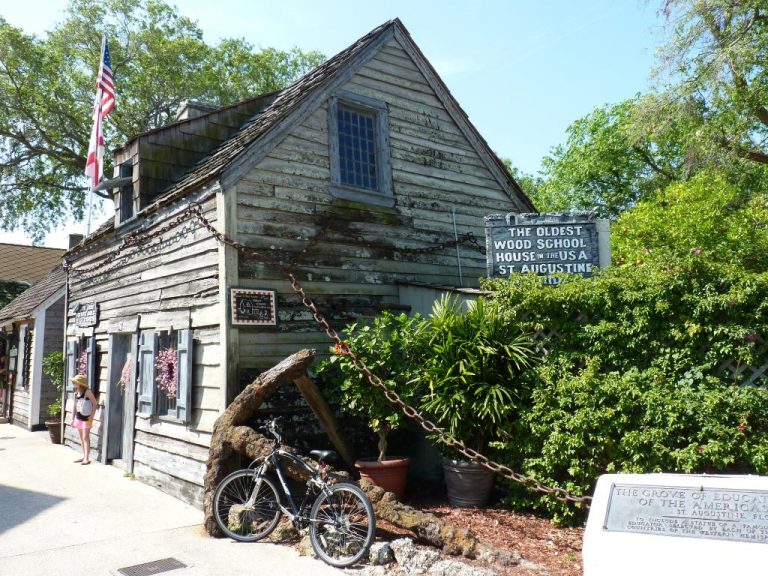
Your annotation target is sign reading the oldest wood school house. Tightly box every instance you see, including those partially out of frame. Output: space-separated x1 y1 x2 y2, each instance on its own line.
485 212 610 284
62 19 534 506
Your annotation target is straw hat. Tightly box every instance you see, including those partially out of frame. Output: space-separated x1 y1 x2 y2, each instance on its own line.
70 374 88 389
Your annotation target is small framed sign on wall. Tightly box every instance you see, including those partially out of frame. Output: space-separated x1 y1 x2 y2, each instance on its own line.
230 288 277 326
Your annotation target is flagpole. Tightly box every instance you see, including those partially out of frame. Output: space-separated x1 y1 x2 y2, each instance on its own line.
84 35 111 237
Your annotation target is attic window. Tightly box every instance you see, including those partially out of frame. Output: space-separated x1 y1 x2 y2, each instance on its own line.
329 92 392 207
117 162 134 224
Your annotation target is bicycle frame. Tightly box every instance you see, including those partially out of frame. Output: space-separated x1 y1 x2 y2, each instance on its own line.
251 447 330 526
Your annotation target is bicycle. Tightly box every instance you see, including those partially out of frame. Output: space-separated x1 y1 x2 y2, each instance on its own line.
212 417 376 567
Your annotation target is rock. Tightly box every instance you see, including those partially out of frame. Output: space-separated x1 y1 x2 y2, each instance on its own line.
390 538 441 573
269 518 300 542
369 541 395 565
428 559 497 576
297 534 314 557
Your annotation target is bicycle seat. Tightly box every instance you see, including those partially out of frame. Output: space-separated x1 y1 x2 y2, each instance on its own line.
310 449 337 463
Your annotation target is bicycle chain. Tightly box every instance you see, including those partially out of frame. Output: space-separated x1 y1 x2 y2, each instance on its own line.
65 201 591 506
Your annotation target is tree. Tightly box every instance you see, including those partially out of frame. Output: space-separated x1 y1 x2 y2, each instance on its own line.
654 0 768 167
537 98 685 218
0 0 324 241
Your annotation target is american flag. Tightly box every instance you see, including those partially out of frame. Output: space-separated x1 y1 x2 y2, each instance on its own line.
85 36 115 189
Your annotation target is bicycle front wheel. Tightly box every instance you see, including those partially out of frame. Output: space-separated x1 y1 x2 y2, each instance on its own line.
212 469 281 542
309 482 376 567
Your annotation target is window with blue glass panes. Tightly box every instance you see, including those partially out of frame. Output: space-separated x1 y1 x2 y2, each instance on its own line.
337 105 378 191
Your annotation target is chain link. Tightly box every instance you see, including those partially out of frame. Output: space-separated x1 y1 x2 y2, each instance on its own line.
66 201 590 506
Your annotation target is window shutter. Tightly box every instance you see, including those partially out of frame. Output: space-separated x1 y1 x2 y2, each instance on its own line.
86 337 97 393
138 331 157 414
175 329 193 423
66 340 78 386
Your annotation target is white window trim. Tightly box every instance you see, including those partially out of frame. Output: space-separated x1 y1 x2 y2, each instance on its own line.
328 91 393 207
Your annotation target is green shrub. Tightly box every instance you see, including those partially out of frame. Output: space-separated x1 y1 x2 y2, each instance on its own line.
497 359 768 524
314 312 423 461
485 258 768 524
416 295 536 455
42 351 64 418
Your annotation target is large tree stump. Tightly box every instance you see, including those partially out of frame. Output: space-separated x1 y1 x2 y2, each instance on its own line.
203 349 316 535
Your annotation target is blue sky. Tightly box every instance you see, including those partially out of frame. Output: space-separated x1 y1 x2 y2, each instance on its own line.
0 0 665 246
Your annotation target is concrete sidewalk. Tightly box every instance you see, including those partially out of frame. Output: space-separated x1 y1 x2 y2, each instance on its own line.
0 424 342 576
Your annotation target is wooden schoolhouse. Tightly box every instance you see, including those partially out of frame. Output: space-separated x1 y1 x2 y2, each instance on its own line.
63 19 534 506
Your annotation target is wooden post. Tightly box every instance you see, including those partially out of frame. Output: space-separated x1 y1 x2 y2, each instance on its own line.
294 375 356 469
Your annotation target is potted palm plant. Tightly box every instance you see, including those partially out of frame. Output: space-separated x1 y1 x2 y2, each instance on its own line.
316 312 423 500
42 351 64 444
417 295 536 507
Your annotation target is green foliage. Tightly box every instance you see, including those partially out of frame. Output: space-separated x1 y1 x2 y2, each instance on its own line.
537 98 683 218
485 260 768 523
506 361 768 524
613 172 768 272
0 0 324 241
416 295 536 455
652 1 768 168
0 280 29 308
315 312 423 461
42 351 65 418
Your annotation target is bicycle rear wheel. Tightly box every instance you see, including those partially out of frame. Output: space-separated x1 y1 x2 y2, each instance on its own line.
213 469 281 542
309 482 376 567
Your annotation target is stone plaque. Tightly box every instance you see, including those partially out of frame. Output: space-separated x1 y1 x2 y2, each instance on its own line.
230 288 276 326
485 212 607 285
74 302 99 328
605 484 768 543
583 474 768 576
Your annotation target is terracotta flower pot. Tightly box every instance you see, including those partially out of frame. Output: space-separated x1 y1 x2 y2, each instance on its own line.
355 456 410 500
442 458 495 507
45 419 62 444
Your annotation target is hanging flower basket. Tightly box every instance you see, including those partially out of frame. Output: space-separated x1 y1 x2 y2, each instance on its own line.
155 347 178 399
77 350 88 376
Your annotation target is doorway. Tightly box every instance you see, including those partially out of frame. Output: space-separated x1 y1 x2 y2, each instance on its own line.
105 333 137 468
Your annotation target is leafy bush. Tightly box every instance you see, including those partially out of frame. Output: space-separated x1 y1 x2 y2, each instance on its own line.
42 351 64 418
415 295 536 455
485 258 768 524
315 312 424 461
613 172 768 272
499 359 768 524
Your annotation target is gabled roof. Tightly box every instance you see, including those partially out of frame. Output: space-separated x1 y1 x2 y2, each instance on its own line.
70 18 533 254
0 265 66 325
0 243 65 284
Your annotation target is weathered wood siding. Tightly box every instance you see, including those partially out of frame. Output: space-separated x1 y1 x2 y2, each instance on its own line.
65 192 222 506
10 322 33 429
233 37 524 370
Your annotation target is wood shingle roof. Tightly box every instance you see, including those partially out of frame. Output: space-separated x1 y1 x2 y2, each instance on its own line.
0 265 65 324
0 243 65 284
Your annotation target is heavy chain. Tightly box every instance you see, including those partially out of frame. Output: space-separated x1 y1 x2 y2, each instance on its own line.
67 201 590 506
189 206 590 506
64 204 204 275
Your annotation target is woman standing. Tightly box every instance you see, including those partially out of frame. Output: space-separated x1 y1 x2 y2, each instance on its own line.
70 374 97 465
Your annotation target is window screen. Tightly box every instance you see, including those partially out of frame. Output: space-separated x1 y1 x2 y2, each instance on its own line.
337 105 378 191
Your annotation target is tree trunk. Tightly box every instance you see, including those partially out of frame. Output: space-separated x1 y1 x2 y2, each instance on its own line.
361 480 520 566
203 349 316 536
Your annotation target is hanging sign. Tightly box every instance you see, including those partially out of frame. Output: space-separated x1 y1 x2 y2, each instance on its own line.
485 212 609 285
230 288 277 326
74 302 99 327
